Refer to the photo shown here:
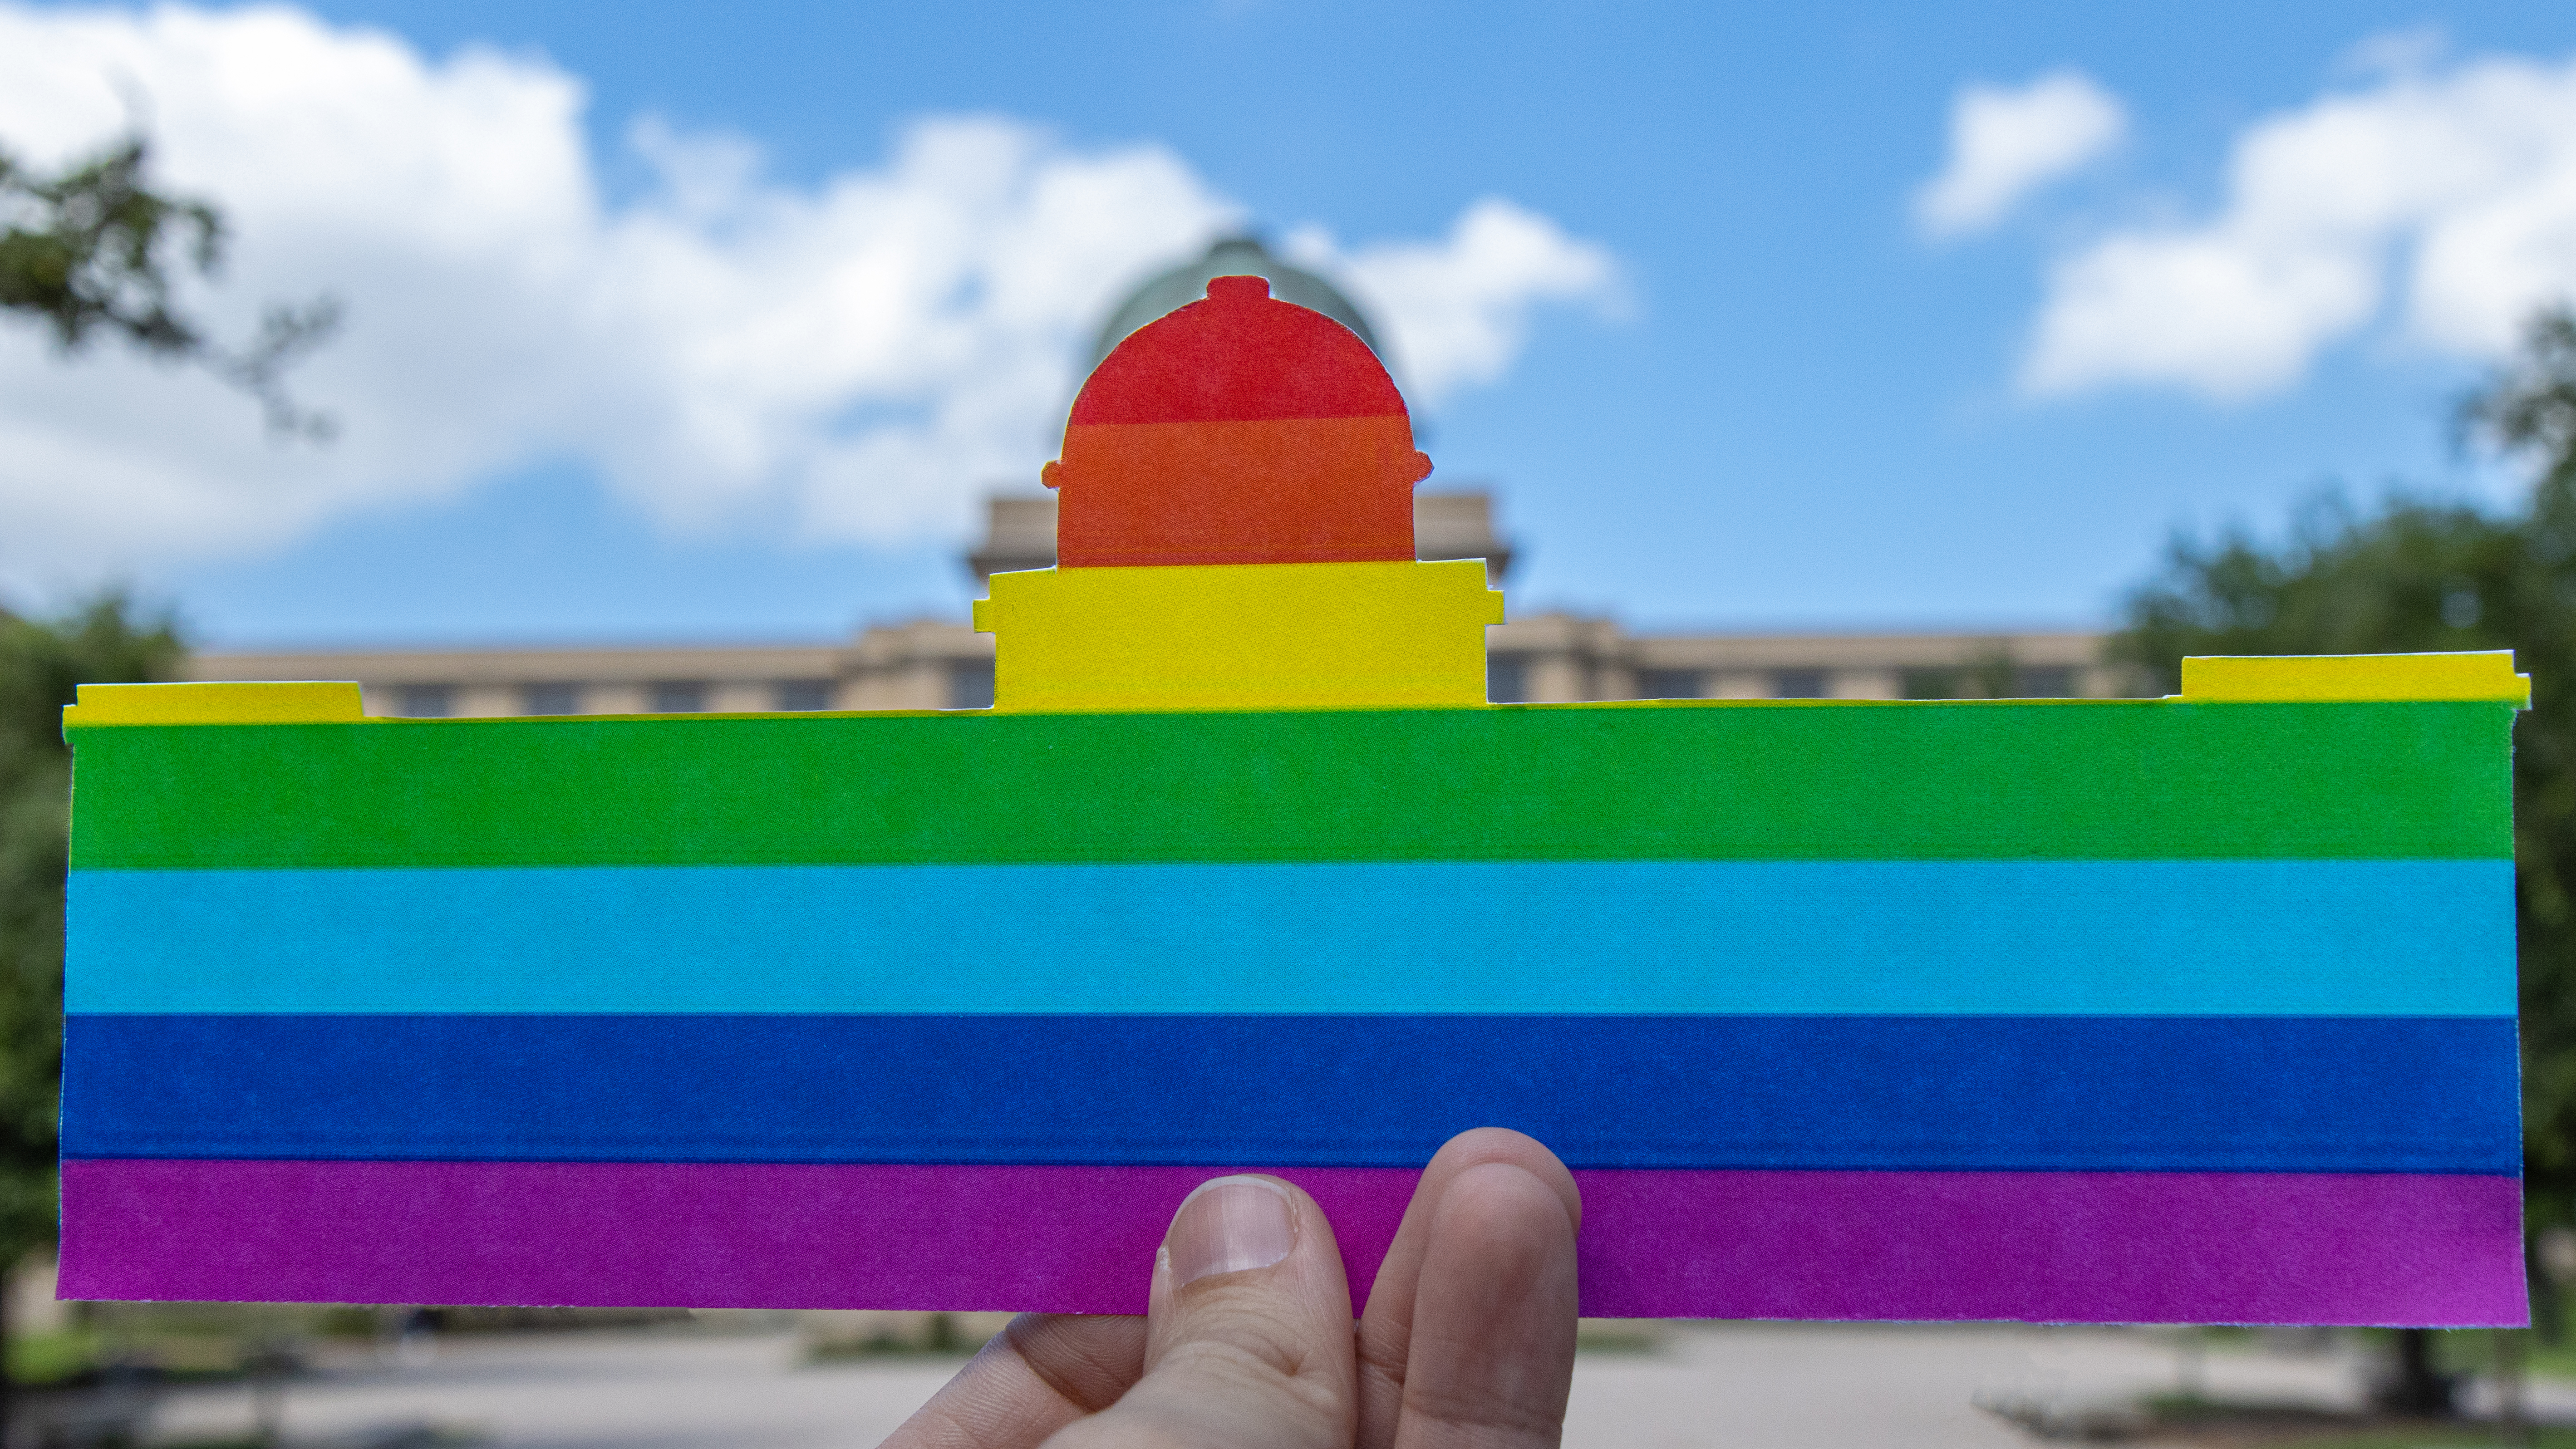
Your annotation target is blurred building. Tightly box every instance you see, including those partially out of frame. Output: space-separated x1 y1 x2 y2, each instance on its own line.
187 238 2129 710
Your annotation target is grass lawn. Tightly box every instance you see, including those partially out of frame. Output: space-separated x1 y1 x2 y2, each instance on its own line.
6 1329 101 1385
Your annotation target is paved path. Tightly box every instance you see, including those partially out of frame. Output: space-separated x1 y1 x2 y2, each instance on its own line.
132 1322 2563 1449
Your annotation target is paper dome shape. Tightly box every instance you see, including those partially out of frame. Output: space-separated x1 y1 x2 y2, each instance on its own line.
1043 275 1433 569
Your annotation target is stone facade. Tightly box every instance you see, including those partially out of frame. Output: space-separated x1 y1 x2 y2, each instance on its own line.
188 491 2131 712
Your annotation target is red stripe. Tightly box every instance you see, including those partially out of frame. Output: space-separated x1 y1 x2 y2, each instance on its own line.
1068 280 1405 425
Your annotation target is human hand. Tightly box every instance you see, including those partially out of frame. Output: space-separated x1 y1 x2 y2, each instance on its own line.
882 1127 1582 1449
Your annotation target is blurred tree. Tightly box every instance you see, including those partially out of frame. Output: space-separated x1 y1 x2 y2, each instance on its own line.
0 133 338 437
0 597 183 1428
2112 307 2576 1415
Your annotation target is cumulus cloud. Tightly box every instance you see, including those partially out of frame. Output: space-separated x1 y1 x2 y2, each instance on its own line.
1286 200 1624 406
2021 46 2576 400
1914 70 2127 239
0 4 1620 587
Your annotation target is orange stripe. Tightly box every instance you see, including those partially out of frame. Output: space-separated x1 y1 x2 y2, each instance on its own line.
1051 416 1429 568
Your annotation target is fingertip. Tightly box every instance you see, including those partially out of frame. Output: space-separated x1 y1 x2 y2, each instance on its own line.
1164 1174 1301 1289
1424 1128 1582 1235
1150 1171 1354 1366
1432 1161 1580 1266
1079 1173 1356 1449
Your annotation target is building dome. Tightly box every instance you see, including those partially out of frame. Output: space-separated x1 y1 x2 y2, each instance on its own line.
1086 236 1386 373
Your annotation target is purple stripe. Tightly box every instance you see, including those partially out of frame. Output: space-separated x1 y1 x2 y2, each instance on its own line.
59 1159 2525 1325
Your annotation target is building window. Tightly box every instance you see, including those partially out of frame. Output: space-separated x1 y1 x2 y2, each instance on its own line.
2014 666 2078 697
521 682 581 716
949 660 996 710
650 681 708 713
1487 653 1530 704
1634 668 1704 700
1771 668 1830 699
774 679 834 712
393 684 453 717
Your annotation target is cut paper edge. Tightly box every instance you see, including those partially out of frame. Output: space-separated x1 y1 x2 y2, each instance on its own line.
2181 653 2529 705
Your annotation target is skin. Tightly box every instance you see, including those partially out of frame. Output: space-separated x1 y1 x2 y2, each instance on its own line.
883 1129 1583 1449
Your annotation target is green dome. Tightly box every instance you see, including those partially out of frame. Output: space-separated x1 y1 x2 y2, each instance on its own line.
1086 236 1385 373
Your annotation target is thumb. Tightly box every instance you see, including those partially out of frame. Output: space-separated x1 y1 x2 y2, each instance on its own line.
1048 1175 1359 1449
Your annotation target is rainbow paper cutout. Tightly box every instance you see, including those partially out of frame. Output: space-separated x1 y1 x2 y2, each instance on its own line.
57 278 2531 1326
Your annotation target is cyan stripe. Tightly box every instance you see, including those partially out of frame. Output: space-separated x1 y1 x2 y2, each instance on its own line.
60 1013 2522 1173
68 859 2514 1016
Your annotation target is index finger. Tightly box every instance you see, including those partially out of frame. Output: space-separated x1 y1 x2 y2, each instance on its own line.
1353 1129 1582 1449
880 1313 1145 1449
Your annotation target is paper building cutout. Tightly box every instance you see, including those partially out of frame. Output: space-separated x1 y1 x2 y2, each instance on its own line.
56 280 2531 1327
1044 274 1431 568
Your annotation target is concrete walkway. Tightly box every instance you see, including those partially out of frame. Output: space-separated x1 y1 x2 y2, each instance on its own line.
130 1321 2563 1449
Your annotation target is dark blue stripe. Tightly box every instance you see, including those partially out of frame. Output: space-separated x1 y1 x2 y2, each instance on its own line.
60 1014 2520 1173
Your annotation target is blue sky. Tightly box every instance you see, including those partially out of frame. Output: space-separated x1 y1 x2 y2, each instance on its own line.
6 0 2574 644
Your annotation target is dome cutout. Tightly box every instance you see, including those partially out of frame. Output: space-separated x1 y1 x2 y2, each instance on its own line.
1045 275 1432 569
1085 236 1386 371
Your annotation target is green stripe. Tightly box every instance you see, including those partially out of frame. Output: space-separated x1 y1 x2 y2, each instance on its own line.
69 699 2515 869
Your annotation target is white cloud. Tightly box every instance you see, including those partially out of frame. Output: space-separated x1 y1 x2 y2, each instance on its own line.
2021 46 2576 400
1286 200 1624 406
0 4 1620 587
1915 70 2127 239
2336 25 2450 82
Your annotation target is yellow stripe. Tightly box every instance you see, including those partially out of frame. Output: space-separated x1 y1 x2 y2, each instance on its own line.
2180 652 2529 705
975 560 1503 712
61 645 2512 727
64 681 368 727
